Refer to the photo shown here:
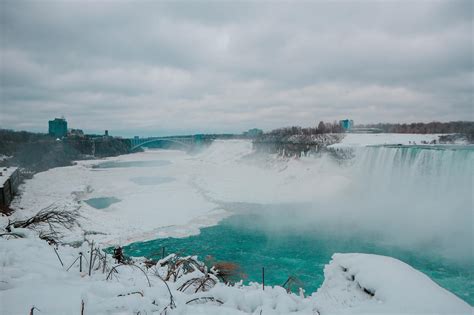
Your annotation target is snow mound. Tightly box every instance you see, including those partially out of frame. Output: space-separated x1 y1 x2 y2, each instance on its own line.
314 253 472 314
195 139 254 164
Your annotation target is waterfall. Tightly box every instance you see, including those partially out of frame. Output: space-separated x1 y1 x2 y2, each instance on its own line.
342 145 473 262
195 140 473 262
353 146 472 194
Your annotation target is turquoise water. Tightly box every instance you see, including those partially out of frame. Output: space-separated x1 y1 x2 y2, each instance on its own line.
123 213 473 305
84 197 120 209
93 160 171 168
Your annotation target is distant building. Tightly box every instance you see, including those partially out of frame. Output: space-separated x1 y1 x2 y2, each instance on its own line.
243 128 263 138
339 119 354 131
105 130 109 137
48 117 68 138
68 128 84 137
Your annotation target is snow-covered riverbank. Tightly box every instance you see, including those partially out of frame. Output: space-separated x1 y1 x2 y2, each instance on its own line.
1 134 472 314
0 234 470 314
8 148 229 245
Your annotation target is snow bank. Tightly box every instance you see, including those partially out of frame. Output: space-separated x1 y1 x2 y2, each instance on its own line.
0 235 470 314
194 139 254 164
314 253 472 314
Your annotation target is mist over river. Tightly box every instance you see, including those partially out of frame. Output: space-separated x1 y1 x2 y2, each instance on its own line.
123 211 473 303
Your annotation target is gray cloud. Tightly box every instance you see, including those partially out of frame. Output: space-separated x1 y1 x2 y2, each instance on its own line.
0 0 472 136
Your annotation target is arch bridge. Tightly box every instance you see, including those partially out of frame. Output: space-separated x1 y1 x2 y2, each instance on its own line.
129 136 205 151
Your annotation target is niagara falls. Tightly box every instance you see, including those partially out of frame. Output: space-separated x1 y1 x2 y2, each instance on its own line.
1 1 473 314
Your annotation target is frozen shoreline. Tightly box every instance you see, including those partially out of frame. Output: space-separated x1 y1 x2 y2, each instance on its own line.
9 148 233 245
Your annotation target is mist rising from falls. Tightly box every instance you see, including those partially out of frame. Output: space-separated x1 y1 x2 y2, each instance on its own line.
339 146 473 262
196 141 473 264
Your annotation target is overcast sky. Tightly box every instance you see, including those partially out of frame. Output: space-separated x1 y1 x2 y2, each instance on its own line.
1 0 472 136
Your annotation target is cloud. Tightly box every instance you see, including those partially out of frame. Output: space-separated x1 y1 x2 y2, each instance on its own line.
0 0 472 135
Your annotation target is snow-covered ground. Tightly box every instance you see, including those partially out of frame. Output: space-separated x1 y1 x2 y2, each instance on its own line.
0 235 470 314
1 134 472 314
8 149 229 245
6 139 348 243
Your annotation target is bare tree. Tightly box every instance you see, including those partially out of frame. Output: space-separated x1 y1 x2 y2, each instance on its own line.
4 204 80 242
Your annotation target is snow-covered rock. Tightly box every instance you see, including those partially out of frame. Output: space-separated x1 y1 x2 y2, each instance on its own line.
314 253 472 314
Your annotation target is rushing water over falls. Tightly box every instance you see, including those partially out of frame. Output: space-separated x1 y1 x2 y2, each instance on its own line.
346 145 473 262
124 145 474 305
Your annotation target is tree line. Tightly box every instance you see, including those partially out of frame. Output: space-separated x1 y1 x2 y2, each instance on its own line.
0 129 131 173
359 121 473 134
264 121 344 138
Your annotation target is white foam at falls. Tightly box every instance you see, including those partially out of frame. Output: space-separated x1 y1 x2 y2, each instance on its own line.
352 146 472 194
341 146 473 261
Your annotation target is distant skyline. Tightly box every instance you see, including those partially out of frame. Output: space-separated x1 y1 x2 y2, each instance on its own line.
1 1 472 136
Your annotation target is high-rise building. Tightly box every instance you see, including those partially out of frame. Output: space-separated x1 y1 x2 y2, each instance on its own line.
339 119 354 131
48 117 68 138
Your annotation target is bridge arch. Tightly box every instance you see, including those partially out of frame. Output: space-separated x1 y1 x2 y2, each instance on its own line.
130 138 191 151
